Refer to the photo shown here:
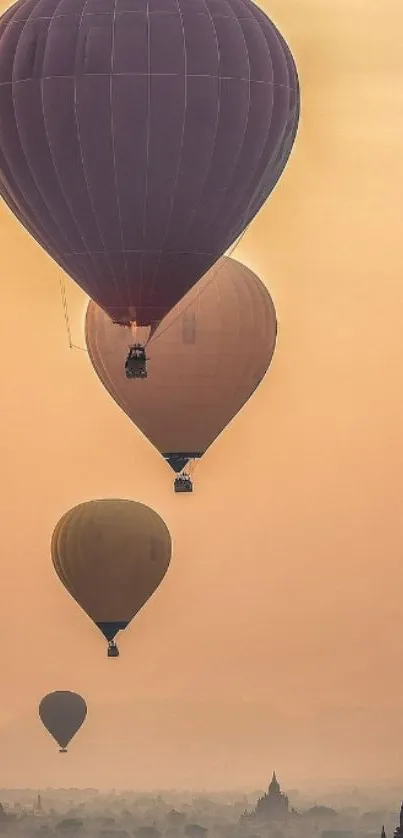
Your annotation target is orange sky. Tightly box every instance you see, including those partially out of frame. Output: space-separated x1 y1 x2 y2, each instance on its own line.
0 0 403 792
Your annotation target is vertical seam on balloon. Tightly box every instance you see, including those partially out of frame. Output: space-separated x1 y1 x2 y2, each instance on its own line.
53 514 72 597
218 0 276 239
6 7 78 263
9 10 81 267
252 272 276 387
144 0 188 309
0 169 69 272
62 508 78 603
39 0 101 295
141 0 151 244
222 6 296 236
231 259 244 400
239 259 257 386
6 8 102 296
109 0 131 312
137 0 152 316
245 97 297 225
256 272 272 348
251 272 266 368
189 2 252 251
211 254 224 386
0 13 70 274
72 0 124 307
231 264 272 415
228 3 278 222
179 0 222 249
137 248 145 315
223 259 243 403
0 0 34 225
71 503 88 609
64 511 78 602
0 172 43 253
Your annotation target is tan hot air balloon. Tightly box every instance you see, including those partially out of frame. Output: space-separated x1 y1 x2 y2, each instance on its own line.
85 257 277 492
51 500 172 657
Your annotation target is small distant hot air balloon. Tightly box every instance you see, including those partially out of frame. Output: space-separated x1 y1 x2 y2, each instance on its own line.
0 0 299 376
85 257 277 492
51 500 172 657
39 691 87 753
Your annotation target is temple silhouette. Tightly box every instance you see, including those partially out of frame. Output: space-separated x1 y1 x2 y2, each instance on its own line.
382 803 403 838
242 771 290 822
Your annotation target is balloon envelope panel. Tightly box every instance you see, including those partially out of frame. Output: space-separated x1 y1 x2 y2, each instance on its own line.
85 257 277 463
51 500 172 625
39 691 87 749
0 0 299 325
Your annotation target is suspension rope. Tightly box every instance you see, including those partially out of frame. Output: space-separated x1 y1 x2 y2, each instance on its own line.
59 277 88 353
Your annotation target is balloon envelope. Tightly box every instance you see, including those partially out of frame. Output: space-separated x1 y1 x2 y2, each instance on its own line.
85 257 277 472
0 0 299 326
39 691 87 751
51 500 172 645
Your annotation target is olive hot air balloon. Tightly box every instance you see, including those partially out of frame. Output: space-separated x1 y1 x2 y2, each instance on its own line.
51 500 172 656
0 0 299 375
85 257 277 491
39 691 87 753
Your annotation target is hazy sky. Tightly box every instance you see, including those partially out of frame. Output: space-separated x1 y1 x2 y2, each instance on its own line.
1 0 403 792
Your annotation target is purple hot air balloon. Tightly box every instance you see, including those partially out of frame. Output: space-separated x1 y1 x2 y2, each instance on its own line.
0 0 299 332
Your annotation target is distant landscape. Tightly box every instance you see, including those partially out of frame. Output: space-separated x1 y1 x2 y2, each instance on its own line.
0 775 403 838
